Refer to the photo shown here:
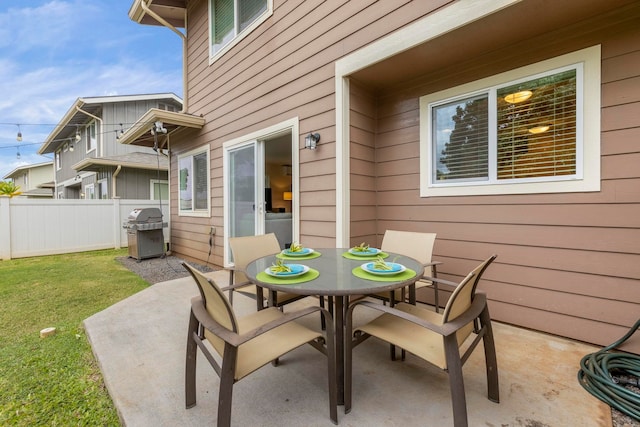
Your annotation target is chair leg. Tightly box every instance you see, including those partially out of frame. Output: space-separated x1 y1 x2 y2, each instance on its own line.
319 297 327 330
480 307 500 403
185 311 198 409
218 345 238 427
444 334 468 427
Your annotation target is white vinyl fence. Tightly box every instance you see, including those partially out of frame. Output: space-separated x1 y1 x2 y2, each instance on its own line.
0 197 169 260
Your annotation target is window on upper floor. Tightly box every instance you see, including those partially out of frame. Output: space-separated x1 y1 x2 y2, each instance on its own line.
419 46 601 197
209 0 272 62
178 146 210 216
87 121 97 153
55 150 61 170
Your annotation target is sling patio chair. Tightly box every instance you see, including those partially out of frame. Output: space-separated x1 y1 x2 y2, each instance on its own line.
372 230 441 310
183 262 338 426
227 233 307 310
345 255 499 427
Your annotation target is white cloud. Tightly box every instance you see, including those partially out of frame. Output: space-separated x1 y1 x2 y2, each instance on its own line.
0 1 183 179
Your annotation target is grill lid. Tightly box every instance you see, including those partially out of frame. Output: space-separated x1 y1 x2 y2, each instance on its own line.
127 208 163 223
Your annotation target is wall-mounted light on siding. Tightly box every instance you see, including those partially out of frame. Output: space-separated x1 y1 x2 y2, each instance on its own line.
75 127 82 142
504 90 533 104
16 124 22 142
528 125 550 134
305 132 320 150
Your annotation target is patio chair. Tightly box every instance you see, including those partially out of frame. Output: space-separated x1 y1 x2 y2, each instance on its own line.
373 230 441 309
345 255 499 427
183 262 338 426
227 233 306 310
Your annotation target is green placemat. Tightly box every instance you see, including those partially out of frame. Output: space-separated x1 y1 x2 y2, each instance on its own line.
256 268 319 284
351 266 416 282
342 251 389 260
276 251 322 260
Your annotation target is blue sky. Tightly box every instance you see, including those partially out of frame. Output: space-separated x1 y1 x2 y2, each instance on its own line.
0 0 183 179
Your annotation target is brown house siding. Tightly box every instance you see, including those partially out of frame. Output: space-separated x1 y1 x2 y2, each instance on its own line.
360 21 640 351
160 0 639 352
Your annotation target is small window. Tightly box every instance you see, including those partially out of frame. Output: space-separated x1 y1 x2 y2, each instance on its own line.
178 146 210 216
55 150 61 170
420 46 600 197
98 180 108 199
87 121 97 152
151 179 169 201
158 102 177 112
84 184 95 199
209 0 272 61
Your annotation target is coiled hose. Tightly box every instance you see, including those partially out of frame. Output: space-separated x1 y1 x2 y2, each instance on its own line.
578 318 640 421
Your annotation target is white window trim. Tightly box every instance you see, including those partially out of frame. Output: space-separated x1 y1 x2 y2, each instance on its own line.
208 0 273 64
84 183 95 199
98 179 108 199
55 150 61 170
86 121 97 153
150 179 169 201
178 145 211 217
419 45 601 197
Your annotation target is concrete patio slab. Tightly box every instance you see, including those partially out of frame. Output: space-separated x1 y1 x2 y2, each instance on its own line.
84 271 611 426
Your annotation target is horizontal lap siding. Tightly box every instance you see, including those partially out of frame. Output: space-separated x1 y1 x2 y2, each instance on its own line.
371 25 640 351
174 0 448 260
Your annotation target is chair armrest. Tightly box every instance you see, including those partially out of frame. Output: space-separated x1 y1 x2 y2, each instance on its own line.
349 294 487 337
191 297 333 347
419 275 459 287
423 261 443 268
219 280 254 292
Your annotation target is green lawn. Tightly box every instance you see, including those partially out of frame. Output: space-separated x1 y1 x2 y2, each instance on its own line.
0 249 148 426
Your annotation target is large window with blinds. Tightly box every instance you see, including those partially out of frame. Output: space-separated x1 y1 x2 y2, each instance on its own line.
419 46 601 197
178 146 210 216
209 0 272 60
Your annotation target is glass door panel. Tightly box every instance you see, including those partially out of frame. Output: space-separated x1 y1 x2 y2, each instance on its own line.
228 144 257 239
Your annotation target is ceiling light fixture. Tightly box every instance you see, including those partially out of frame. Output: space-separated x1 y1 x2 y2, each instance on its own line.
504 90 533 104
528 125 550 134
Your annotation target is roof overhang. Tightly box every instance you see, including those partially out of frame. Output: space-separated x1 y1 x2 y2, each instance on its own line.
118 108 205 148
73 153 169 172
38 93 182 155
129 0 187 28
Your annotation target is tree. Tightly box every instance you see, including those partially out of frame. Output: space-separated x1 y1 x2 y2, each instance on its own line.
0 181 22 198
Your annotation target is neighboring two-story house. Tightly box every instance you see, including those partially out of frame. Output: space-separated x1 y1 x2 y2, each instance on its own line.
121 0 640 352
2 161 54 198
38 93 181 200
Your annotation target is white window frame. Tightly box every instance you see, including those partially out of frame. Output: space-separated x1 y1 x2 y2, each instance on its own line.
86 121 97 153
55 150 61 170
208 0 273 64
150 179 169 201
98 180 108 199
419 45 601 197
178 145 211 217
84 183 95 199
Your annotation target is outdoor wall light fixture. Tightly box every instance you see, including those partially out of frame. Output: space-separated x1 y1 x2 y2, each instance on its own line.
16 125 22 142
75 127 82 142
305 132 320 150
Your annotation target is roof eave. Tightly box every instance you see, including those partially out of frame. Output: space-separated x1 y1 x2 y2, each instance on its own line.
118 108 205 148
129 0 187 28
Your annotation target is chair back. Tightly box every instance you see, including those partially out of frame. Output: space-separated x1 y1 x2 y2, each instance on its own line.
229 233 281 283
381 230 437 275
183 262 238 356
442 255 497 344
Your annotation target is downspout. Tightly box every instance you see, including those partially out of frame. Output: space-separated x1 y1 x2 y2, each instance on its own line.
140 0 188 112
112 165 122 198
75 106 104 157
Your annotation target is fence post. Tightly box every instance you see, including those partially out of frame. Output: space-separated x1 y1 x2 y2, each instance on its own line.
113 197 121 249
0 197 11 260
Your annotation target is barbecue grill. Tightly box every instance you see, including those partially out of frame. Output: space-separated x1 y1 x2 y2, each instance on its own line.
124 208 167 261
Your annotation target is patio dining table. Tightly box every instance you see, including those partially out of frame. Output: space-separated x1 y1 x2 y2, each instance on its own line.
245 247 423 405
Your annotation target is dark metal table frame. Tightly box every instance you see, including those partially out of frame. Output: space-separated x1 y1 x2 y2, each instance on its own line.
245 248 422 405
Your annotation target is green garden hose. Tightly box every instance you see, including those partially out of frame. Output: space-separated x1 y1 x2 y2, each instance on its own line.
578 318 640 421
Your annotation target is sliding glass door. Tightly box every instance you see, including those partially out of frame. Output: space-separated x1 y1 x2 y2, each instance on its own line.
227 141 265 240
